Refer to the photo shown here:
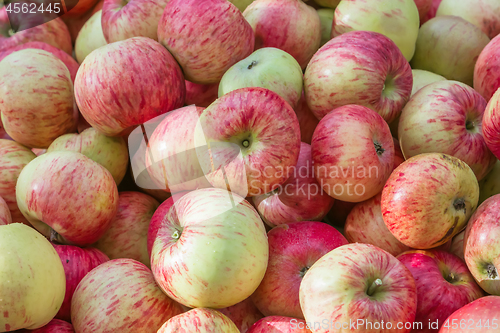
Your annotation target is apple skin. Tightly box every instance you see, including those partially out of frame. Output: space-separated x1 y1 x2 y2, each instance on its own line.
411 69 446 97
47 127 129 185
248 316 312 333
421 0 441 23
243 0 321 70
75 10 107 64
251 221 348 319
0 49 77 149
345 193 410 257
482 88 500 161
71 258 183 333
438 296 500 333
304 30 412 123
157 308 239 333
312 0 340 9
294 91 319 145
311 104 395 202
474 34 500 102
16 151 119 246
158 0 254 84
252 143 334 227
185 81 219 108
75 37 185 137
414 0 432 21
219 47 303 109
299 243 417 333
93 191 159 267
18 319 75 333
229 0 255 11
0 196 11 225
218 297 264 333
479 159 500 204
449 230 465 261
63 0 100 18
317 8 334 47
332 0 420 61
411 16 490 87
393 137 405 169
53 245 109 323
398 80 495 181
0 223 66 332
150 188 269 309
381 153 479 249
397 250 484 333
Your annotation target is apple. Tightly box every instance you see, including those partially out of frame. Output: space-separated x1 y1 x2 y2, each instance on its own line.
411 16 490 87
185 80 219 108
75 10 107 64
345 193 410 257
421 0 442 23
0 49 77 148
94 191 159 267
312 0 339 9
294 91 319 145
398 80 495 181
63 0 100 18
0 223 65 331
304 30 412 123
398 250 484 332
414 0 432 21
71 258 183 332
482 87 500 160
311 104 395 202
243 0 321 70
474 34 500 102
19 319 75 333
47 127 129 185
450 230 465 261
332 0 420 61
0 196 11 225
479 159 500 204
411 69 446 96
218 297 264 333
248 316 312 333
252 143 334 227
61 0 104 44
157 308 239 333
53 245 109 322
438 296 500 333
251 221 348 319
75 36 185 137
381 153 479 249
150 188 269 308
158 0 254 84
299 243 417 333
229 0 255 11
393 137 405 169
317 8 334 47
16 151 119 246
219 47 303 109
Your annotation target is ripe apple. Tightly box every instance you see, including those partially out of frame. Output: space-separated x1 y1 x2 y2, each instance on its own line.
450 230 465 261
0 223 65 331
299 243 417 332
479 159 500 204
218 297 264 333
411 16 490 87
94 191 159 267
398 80 495 181
393 137 405 169
414 0 432 21
0 196 11 225
398 250 484 332
421 0 442 23
243 0 321 69
18 319 75 333
185 81 219 107
482 88 500 160
474 34 500 101
53 245 109 322
382 153 479 249
71 258 183 332
75 10 107 64
158 0 254 84
411 69 446 96
251 221 348 319
248 316 312 333
0 49 77 148
229 0 255 11
317 8 334 47
294 91 319 145
252 143 334 226
438 296 500 333
311 104 395 202
75 37 185 137
219 47 303 109
62 0 100 18
304 30 412 123
150 188 269 308
332 0 420 61
157 308 239 333
16 151 119 246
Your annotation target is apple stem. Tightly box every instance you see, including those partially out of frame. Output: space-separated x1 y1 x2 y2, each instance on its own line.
172 229 182 240
247 61 257 70
367 278 383 296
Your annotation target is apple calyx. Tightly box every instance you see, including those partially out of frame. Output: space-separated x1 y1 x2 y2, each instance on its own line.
247 60 258 70
242 139 250 148
445 272 458 284
465 119 476 132
299 266 310 278
453 198 466 212
367 278 383 296
171 227 183 241
374 141 385 156
484 263 499 280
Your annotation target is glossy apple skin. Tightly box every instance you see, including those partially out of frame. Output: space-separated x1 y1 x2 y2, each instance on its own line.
150 188 269 308
158 308 239 333
47 127 129 185
252 221 348 319
218 298 264 333
398 80 495 181
195 87 301 197
71 258 183 333
94 191 159 267
243 0 321 70
75 37 185 137
482 88 500 160
0 139 36 225
449 230 465 261
75 10 107 64
0 49 77 149
19 319 75 333
474 34 500 101
294 91 319 145
53 245 109 323
311 104 395 202
381 153 479 249
16 151 119 246
185 81 219 107
248 316 312 333
253 143 334 227
398 250 484 333
299 243 417 333
158 0 254 84
304 30 412 123
0 196 11 225
332 0 419 61
438 296 500 333
345 193 410 257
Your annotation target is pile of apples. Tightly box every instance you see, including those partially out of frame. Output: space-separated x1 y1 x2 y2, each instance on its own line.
2 0 500 331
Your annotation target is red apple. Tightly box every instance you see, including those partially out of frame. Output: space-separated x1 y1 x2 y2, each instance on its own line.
218 297 264 333
294 91 319 145
449 230 465 261
421 0 442 24
185 80 219 108
63 0 101 18
0 196 11 225
474 34 500 101
393 137 405 169
481 87 500 160
248 316 312 333
18 319 75 333
157 308 239 333
438 296 500 332
414 0 432 21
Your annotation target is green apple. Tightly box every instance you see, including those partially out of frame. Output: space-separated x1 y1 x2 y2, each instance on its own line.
313 0 340 9
218 47 303 108
228 0 255 11
410 69 446 96
0 223 65 331
317 8 334 47
75 10 107 64
479 159 500 205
